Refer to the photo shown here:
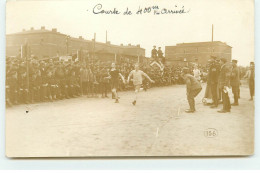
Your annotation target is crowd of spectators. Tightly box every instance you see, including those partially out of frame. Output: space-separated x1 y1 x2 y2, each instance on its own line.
5 57 206 106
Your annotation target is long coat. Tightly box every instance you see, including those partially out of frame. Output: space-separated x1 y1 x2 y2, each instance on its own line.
218 62 231 89
230 66 240 87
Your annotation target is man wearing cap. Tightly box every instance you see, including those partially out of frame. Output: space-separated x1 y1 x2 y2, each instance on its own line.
208 56 220 108
230 59 240 105
157 47 163 58
244 62 255 100
151 46 158 60
181 67 202 113
218 58 232 113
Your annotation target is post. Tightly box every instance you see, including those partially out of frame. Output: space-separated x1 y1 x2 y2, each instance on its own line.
115 53 117 62
212 24 214 42
21 45 23 58
106 30 107 43
93 33 96 64
211 24 214 56
25 42 30 94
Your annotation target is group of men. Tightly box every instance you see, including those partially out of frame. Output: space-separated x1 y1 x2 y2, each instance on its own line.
151 45 166 63
182 55 255 113
5 56 187 107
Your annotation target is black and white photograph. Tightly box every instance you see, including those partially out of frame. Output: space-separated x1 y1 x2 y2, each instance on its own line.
5 0 254 157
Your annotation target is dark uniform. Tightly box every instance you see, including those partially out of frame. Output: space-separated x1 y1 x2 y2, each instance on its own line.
151 46 158 60
18 72 29 104
218 59 231 113
157 47 165 63
230 60 240 105
55 65 69 99
208 59 220 107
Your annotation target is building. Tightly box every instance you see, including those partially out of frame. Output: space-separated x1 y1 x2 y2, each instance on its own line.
165 41 232 66
6 26 145 63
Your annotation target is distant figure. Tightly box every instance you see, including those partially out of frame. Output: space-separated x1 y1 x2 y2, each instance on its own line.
157 47 165 64
151 45 158 60
181 67 202 113
193 64 201 81
244 61 255 101
150 46 164 70
230 59 240 106
218 58 231 113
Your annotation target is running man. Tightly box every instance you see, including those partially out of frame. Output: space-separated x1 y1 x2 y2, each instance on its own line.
108 63 126 103
127 63 155 105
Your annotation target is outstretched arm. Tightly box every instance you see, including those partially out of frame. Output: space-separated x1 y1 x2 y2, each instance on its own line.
127 71 133 84
119 73 126 84
142 71 155 83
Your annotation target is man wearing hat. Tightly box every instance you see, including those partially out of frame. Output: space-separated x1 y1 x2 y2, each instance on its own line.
157 47 163 58
208 56 220 108
230 59 240 105
218 58 232 113
181 67 202 113
244 61 255 100
151 46 158 60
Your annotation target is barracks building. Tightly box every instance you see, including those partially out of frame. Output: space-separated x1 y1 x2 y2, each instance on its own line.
6 26 146 62
165 41 232 66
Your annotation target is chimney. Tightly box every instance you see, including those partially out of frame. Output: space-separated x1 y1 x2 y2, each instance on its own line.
128 43 131 46
120 44 123 46
52 28 57 32
79 36 83 39
137 44 140 48
30 27 34 30
41 26 45 30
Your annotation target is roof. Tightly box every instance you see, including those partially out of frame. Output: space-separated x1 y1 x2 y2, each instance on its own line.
6 28 67 36
167 41 232 48
6 28 145 50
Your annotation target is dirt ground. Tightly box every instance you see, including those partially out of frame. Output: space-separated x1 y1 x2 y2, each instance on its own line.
5 82 254 157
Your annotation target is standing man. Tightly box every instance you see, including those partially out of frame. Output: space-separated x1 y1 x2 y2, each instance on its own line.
151 46 158 61
244 62 255 101
127 63 155 105
209 56 220 108
230 59 240 106
218 58 232 113
181 67 202 113
157 47 163 60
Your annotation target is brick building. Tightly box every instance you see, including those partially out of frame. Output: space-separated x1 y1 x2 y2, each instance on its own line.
6 27 145 63
165 41 232 66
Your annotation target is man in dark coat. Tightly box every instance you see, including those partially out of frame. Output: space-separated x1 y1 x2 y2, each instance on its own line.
151 46 158 61
208 56 220 108
244 62 255 101
230 59 240 106
181 67 202 113
218 58 232 113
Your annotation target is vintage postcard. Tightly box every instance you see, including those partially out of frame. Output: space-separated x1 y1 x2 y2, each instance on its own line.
5 0 254 157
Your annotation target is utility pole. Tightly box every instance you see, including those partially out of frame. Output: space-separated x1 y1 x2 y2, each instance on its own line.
211 24 214 56
106 30 107 43
93 33 96 64
212 24 214 42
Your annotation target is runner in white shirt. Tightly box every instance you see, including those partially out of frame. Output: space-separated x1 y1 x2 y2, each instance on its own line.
127 64 155 105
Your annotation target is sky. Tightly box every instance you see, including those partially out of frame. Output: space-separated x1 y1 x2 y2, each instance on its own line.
6 0 254 66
